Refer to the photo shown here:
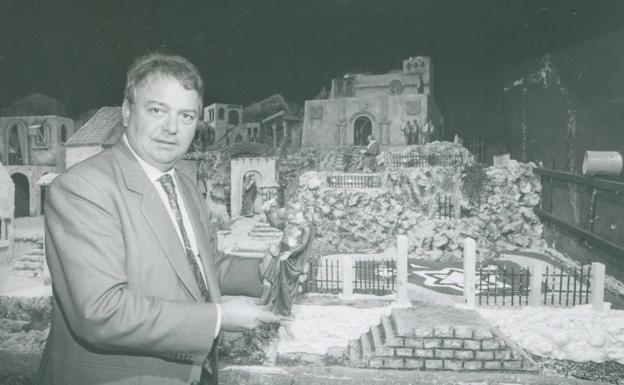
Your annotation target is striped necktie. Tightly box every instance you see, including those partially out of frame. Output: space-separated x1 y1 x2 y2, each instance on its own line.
158 174 211 302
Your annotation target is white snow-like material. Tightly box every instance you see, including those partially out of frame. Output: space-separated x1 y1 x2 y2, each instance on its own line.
478 304 624 364
221 365 288 374
276 304 399 355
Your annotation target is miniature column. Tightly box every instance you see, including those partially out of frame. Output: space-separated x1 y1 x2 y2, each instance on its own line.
396 235 409 305
342 255 353 298
272 124 277 148
463 238 476 307
528 263 544 307
282 120 290 147
590 262 606 311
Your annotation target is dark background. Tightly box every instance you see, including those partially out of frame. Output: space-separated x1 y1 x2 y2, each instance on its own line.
1 0 623 119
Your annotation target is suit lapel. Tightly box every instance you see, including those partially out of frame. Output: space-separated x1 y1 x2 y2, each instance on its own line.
176 173 222 303
111 141 202 302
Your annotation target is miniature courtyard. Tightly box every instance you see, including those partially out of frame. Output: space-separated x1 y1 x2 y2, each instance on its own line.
4 136 624 384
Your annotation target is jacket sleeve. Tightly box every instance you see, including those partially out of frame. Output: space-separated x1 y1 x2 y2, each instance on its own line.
45 171 218 362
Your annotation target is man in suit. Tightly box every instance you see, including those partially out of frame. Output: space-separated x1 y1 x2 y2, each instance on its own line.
37 53 280 385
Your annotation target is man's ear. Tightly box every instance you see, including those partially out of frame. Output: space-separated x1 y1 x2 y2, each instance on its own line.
122 99 130 127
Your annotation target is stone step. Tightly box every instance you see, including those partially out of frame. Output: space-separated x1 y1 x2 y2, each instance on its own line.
249 233 283 239
25 248 44 255
360 330 374 359
249 228 282 234
369 323 383 355
381 315 400 346
11 261 43 270
21 254 44 263
348 340 365 367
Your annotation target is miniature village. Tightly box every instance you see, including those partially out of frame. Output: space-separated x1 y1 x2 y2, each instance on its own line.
1 52 624 385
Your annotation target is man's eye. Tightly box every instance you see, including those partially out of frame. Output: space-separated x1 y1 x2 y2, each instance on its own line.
149 107 166 116
180 113 196 124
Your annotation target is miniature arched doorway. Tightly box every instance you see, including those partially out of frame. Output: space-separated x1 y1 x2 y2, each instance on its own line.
240 170 263 216
11 173 29 217
353 116 372 146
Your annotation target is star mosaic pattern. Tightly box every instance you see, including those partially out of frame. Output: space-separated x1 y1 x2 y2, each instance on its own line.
410 265 511 293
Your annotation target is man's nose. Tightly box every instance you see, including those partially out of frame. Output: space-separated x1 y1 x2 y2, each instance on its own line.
164 113 179 134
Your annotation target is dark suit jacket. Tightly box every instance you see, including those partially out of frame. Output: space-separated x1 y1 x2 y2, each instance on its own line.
38 140 262 385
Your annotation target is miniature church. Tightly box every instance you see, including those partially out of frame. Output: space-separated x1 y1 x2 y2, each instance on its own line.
302 56 443 147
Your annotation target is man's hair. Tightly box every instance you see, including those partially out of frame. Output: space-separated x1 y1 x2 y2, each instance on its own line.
124 52 204 105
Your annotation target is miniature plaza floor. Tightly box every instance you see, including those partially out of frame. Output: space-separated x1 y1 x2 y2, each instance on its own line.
1 215 624 384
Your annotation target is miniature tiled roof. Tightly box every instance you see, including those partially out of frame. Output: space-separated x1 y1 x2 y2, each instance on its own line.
65 106 122 146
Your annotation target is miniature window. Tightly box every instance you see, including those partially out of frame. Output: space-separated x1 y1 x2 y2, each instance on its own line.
30 123 50 149
218 108 225 120
208 109 214 122
59 124 69 144
228 110 240 125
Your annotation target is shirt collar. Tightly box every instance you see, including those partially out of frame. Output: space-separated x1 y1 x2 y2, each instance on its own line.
123 134 175 183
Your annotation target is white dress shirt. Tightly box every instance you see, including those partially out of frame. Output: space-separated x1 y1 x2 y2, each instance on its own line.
123 135 221 335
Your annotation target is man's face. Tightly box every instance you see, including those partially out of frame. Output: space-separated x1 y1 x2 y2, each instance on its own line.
122 74 201 171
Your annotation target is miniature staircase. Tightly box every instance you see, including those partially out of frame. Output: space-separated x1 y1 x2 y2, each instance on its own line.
10 242 45 279
348 306 535 372
248 223 283 241
333 146 352 171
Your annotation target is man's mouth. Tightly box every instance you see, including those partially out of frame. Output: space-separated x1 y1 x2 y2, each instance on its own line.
155 139 177 145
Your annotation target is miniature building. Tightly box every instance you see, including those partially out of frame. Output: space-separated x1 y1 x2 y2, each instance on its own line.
203 103 244 146
243 94 303 150
204 95 303 149
0 115 75 216
230 157 279 218
0 161 15 264
64 107 124 168
302 56 442 147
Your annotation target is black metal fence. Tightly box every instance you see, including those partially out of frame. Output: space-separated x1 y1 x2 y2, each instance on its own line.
466 136 487 164
475 263 592 306
327 173 382 188
543 265 591 306
390 154 464 170
303 258 342 294
476 265 530 306
437 195 455 220
303 257 397 296
354 259 396 295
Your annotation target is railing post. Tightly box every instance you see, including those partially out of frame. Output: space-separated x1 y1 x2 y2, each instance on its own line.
463 238 476 308
528 262 544 307
396 235 409 305
342 255 353 298
591 262 606 311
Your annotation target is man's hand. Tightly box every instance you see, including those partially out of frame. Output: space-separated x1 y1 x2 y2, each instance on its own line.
220 296 281 332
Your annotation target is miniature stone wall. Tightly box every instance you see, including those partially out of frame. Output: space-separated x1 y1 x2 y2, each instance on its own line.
286 142 542 261
0 162 15 265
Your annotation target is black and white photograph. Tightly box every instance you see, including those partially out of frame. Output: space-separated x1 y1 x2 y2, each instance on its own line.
0 1 623 384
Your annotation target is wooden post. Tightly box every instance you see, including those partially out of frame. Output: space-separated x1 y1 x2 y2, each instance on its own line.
397 235 409 305
342 255 353 298
591 262 606 311
528 263 544 307
463 238 476 307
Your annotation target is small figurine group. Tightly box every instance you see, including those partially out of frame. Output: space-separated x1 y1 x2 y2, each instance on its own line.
401 120 433 145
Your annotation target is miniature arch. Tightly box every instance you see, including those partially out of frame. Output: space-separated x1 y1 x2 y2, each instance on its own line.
348 111 378 146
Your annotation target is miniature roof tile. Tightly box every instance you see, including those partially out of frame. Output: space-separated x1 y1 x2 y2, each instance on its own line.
65 106 122 146
243 94 302 123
